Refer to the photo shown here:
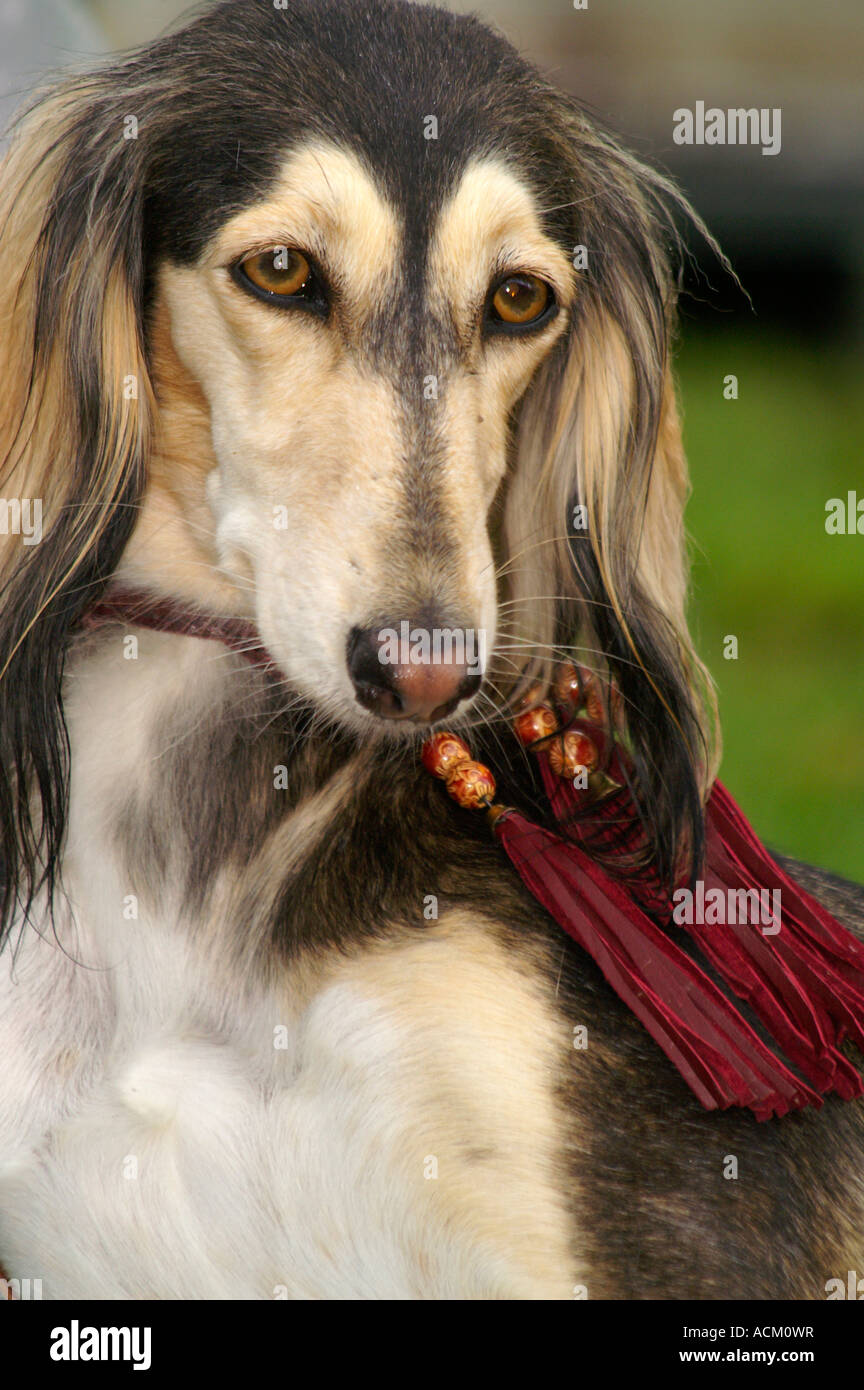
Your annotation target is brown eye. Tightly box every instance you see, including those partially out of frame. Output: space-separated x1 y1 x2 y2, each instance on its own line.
489 273 552 328
233 247 329 317
240 248 313 296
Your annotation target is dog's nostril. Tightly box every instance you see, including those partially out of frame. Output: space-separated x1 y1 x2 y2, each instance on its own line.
347 624 481 723
346 627 403 716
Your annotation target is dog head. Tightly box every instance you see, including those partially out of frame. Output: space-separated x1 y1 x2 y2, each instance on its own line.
0 0 720 938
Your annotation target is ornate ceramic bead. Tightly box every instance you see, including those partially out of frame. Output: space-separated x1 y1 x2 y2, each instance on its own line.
421 732 471 779
513 703 559 747
445 760 496 808
553 663 583 708
547 729 598 778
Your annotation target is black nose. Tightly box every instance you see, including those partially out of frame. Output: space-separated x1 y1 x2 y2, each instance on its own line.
347 624 482 722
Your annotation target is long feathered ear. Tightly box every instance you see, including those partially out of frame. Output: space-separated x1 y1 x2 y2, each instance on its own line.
503 109 722 890
0 77 154 947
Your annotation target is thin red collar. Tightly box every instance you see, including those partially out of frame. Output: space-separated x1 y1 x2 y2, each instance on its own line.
81 588 273 671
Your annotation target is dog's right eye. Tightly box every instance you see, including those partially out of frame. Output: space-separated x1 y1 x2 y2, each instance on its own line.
231 249 328 315
484 271 556 336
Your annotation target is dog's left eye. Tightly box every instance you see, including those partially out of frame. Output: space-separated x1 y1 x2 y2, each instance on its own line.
232 248 328 315
486 273 555 332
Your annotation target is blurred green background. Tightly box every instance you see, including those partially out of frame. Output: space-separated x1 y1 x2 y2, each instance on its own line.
679 332 864 877
3 0 861 878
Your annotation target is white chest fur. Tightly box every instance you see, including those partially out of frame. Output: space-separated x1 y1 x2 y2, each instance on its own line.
0 635 577 1299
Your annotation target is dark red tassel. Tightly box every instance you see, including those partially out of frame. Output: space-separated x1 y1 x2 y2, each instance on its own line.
494 807 820 1118
684 782 864 1102
529 733 864 1113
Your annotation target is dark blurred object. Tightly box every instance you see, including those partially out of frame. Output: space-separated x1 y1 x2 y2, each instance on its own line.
481 0 864 338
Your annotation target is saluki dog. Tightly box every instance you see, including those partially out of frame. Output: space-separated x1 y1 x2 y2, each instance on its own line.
0 0 862 1299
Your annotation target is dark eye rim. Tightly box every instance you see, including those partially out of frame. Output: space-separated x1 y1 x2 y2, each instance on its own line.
229 249 330 318
484 273 558 337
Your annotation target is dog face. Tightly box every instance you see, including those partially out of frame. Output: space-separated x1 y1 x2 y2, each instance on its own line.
147 142 574 731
